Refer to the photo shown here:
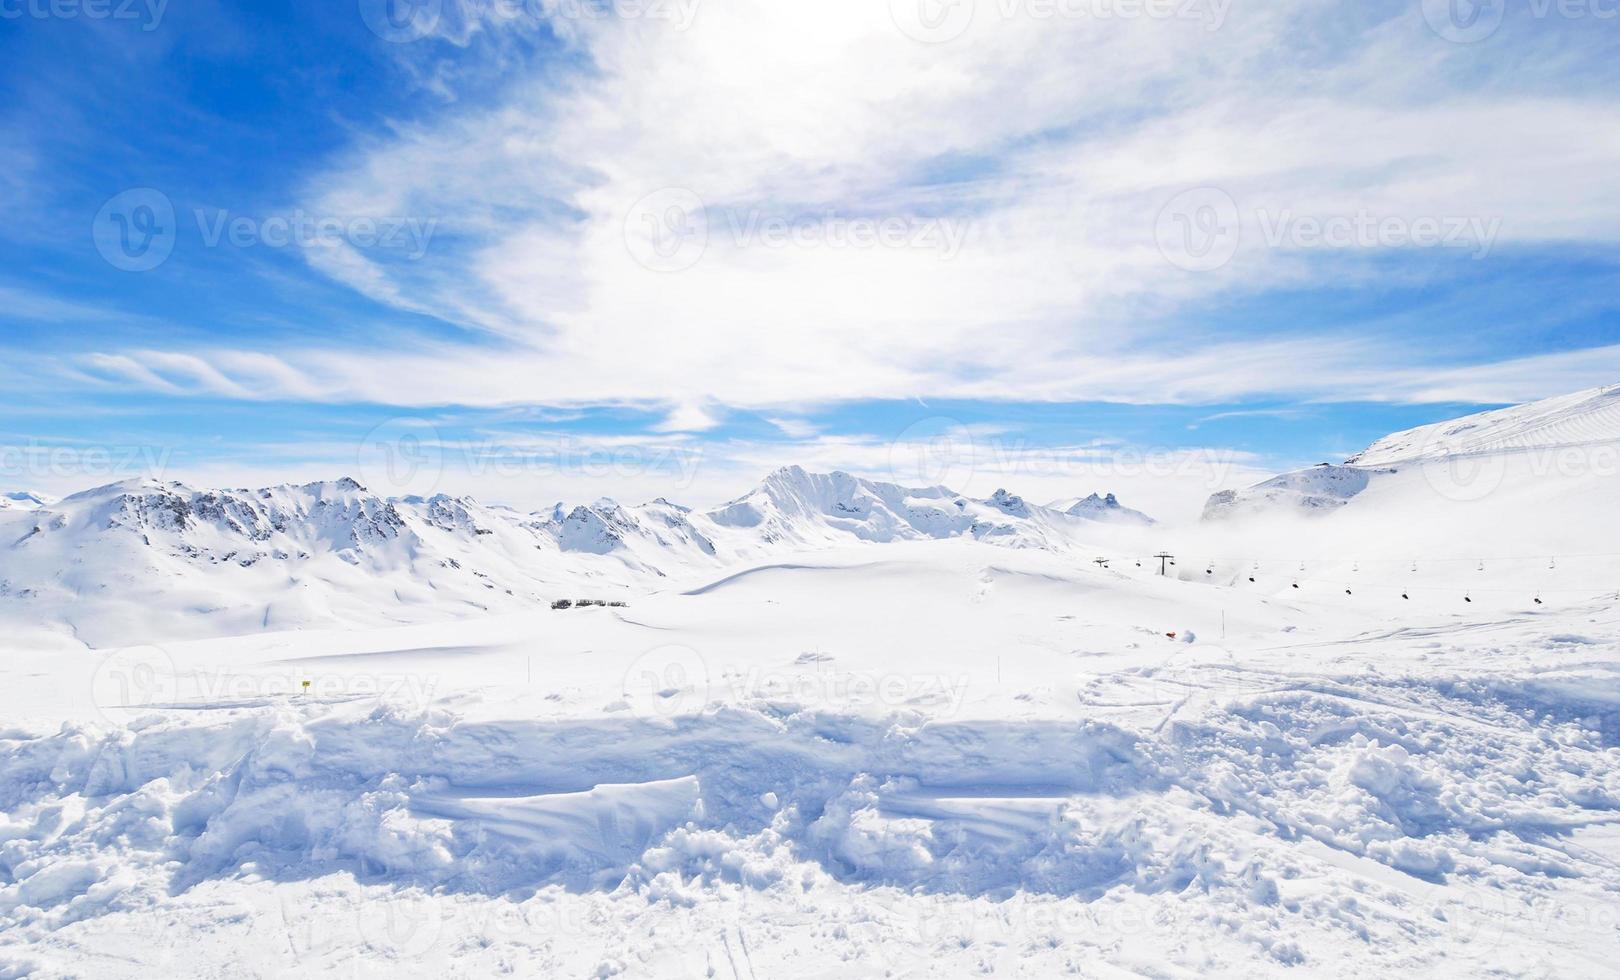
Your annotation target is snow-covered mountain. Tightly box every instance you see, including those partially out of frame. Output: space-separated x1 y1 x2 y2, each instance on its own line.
0 468 1154 646
0 478 646 646
1050 491 1156 526
1348 383 1620 465
1202 464 1388 519
1203 382 1620 525
708 466 1077 551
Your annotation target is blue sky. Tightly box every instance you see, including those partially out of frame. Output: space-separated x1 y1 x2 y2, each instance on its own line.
2 0 1619 516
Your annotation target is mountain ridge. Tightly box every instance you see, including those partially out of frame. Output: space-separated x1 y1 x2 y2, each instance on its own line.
1204 382 1620 521
0 467 1149 646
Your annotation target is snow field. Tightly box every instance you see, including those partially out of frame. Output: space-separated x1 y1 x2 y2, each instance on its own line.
4 551 1620 976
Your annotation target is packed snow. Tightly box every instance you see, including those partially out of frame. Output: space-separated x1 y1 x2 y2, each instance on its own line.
3 387 1620 977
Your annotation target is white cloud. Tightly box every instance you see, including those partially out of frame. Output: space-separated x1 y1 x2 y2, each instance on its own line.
61 2 1620 415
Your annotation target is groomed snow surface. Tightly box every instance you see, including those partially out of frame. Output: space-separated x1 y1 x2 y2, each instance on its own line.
3 386 1620 978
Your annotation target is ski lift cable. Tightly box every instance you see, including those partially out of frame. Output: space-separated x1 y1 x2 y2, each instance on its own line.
1117 552 1620 564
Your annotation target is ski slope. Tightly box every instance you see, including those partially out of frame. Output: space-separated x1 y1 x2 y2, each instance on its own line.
2 387 1620 978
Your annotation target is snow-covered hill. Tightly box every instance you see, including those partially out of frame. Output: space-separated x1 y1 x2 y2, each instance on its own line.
1203 383 1620 528
1349 383 1620 465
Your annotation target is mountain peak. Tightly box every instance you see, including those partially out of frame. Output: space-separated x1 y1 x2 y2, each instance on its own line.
1060 491 1154 526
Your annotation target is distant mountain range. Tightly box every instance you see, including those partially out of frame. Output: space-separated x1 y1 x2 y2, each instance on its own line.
10 383 1615 647
0 466 1150 646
